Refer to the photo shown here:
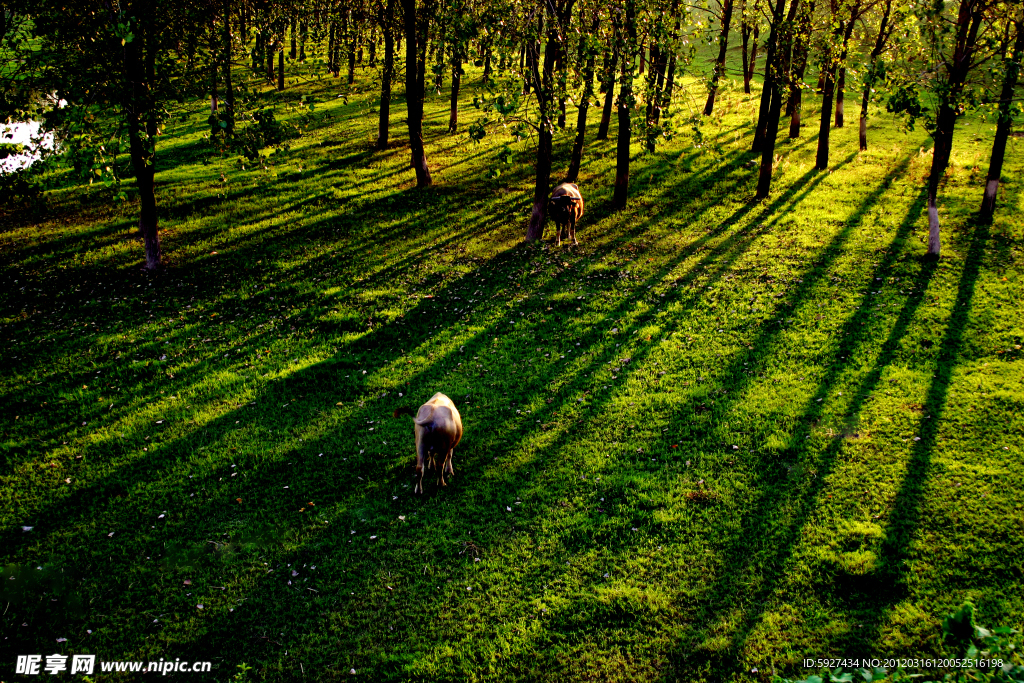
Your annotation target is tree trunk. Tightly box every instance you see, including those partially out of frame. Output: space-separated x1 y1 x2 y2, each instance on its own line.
266 35 275 83
980 18 1022 220
482 43 492 83
377 0 395 150
597 35 618 140
348 12 357 83
859 0 893 150
786 0 813 128
613 0 637 211
704 0 735 115
741 16 752 94
402 0 432 186
449 51 461 133
278 44 285 90
663 10 682 117
752 0 788 153
567 10 600 182
926 0 984 257
328 21 336 74
746 23 759 91
222 0 234 131
652 30 669 124
123 7 160 271
290 16 297 59
834 65 846 126
525 37 558 241
254 28 264 73
210 20 219 114
754 0 790 197
814 49 836 169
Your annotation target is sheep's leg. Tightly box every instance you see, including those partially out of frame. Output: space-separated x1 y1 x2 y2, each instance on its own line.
415 441 428 494
556 222 562 247
571 214 578 245
444 449 454 477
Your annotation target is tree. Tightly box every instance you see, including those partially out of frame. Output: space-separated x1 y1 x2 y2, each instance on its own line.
375 0 397 150
9 0 219 270
612 0 638 210
704 0 736 115
923 0 987 256
751 0 794 155
596 27 619 140
785 0 814 137
402 0 433 186
980 12 1023 220
814 0 866 170
858 0 896 149
525 0 576 241
566 4 601 182
740 0 762 94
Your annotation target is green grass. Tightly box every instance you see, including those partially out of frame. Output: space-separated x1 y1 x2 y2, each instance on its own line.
1 50 1023 682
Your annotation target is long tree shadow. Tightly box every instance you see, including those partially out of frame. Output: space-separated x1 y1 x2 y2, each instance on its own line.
655 165 929 680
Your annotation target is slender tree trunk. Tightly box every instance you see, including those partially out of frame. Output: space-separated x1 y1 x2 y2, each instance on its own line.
402 0 432 186
752 0 788 153
567 11 599 182
482 42 492 83
299 20 307 61
834 65 846 126
597 34 618 140
786 0 813 125
662 9 682 117
266 33 275 82
210 19 219 114
664 50 678 116
278 39 285 89
377 0 395 150
521 43 530 94
124 8 160 271
980 19 1022 220
704 0 735 115
859 0 893 150
525 34 558 241
348 12 357 83
290 16 297 59
741 16 752 94
815 44 837 169
755 0 791 198
222 0 234 131
746 24 759 90
613 0 637 210
328 21 336 74
927 0 984 256
652 35 668 124
253 27 264 73
449 50 461 133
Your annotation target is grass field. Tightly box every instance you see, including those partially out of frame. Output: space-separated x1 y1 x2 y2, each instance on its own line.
1 49 1023 682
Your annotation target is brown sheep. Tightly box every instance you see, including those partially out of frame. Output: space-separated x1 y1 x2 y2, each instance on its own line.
548 182 584 246
393 392 463 494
